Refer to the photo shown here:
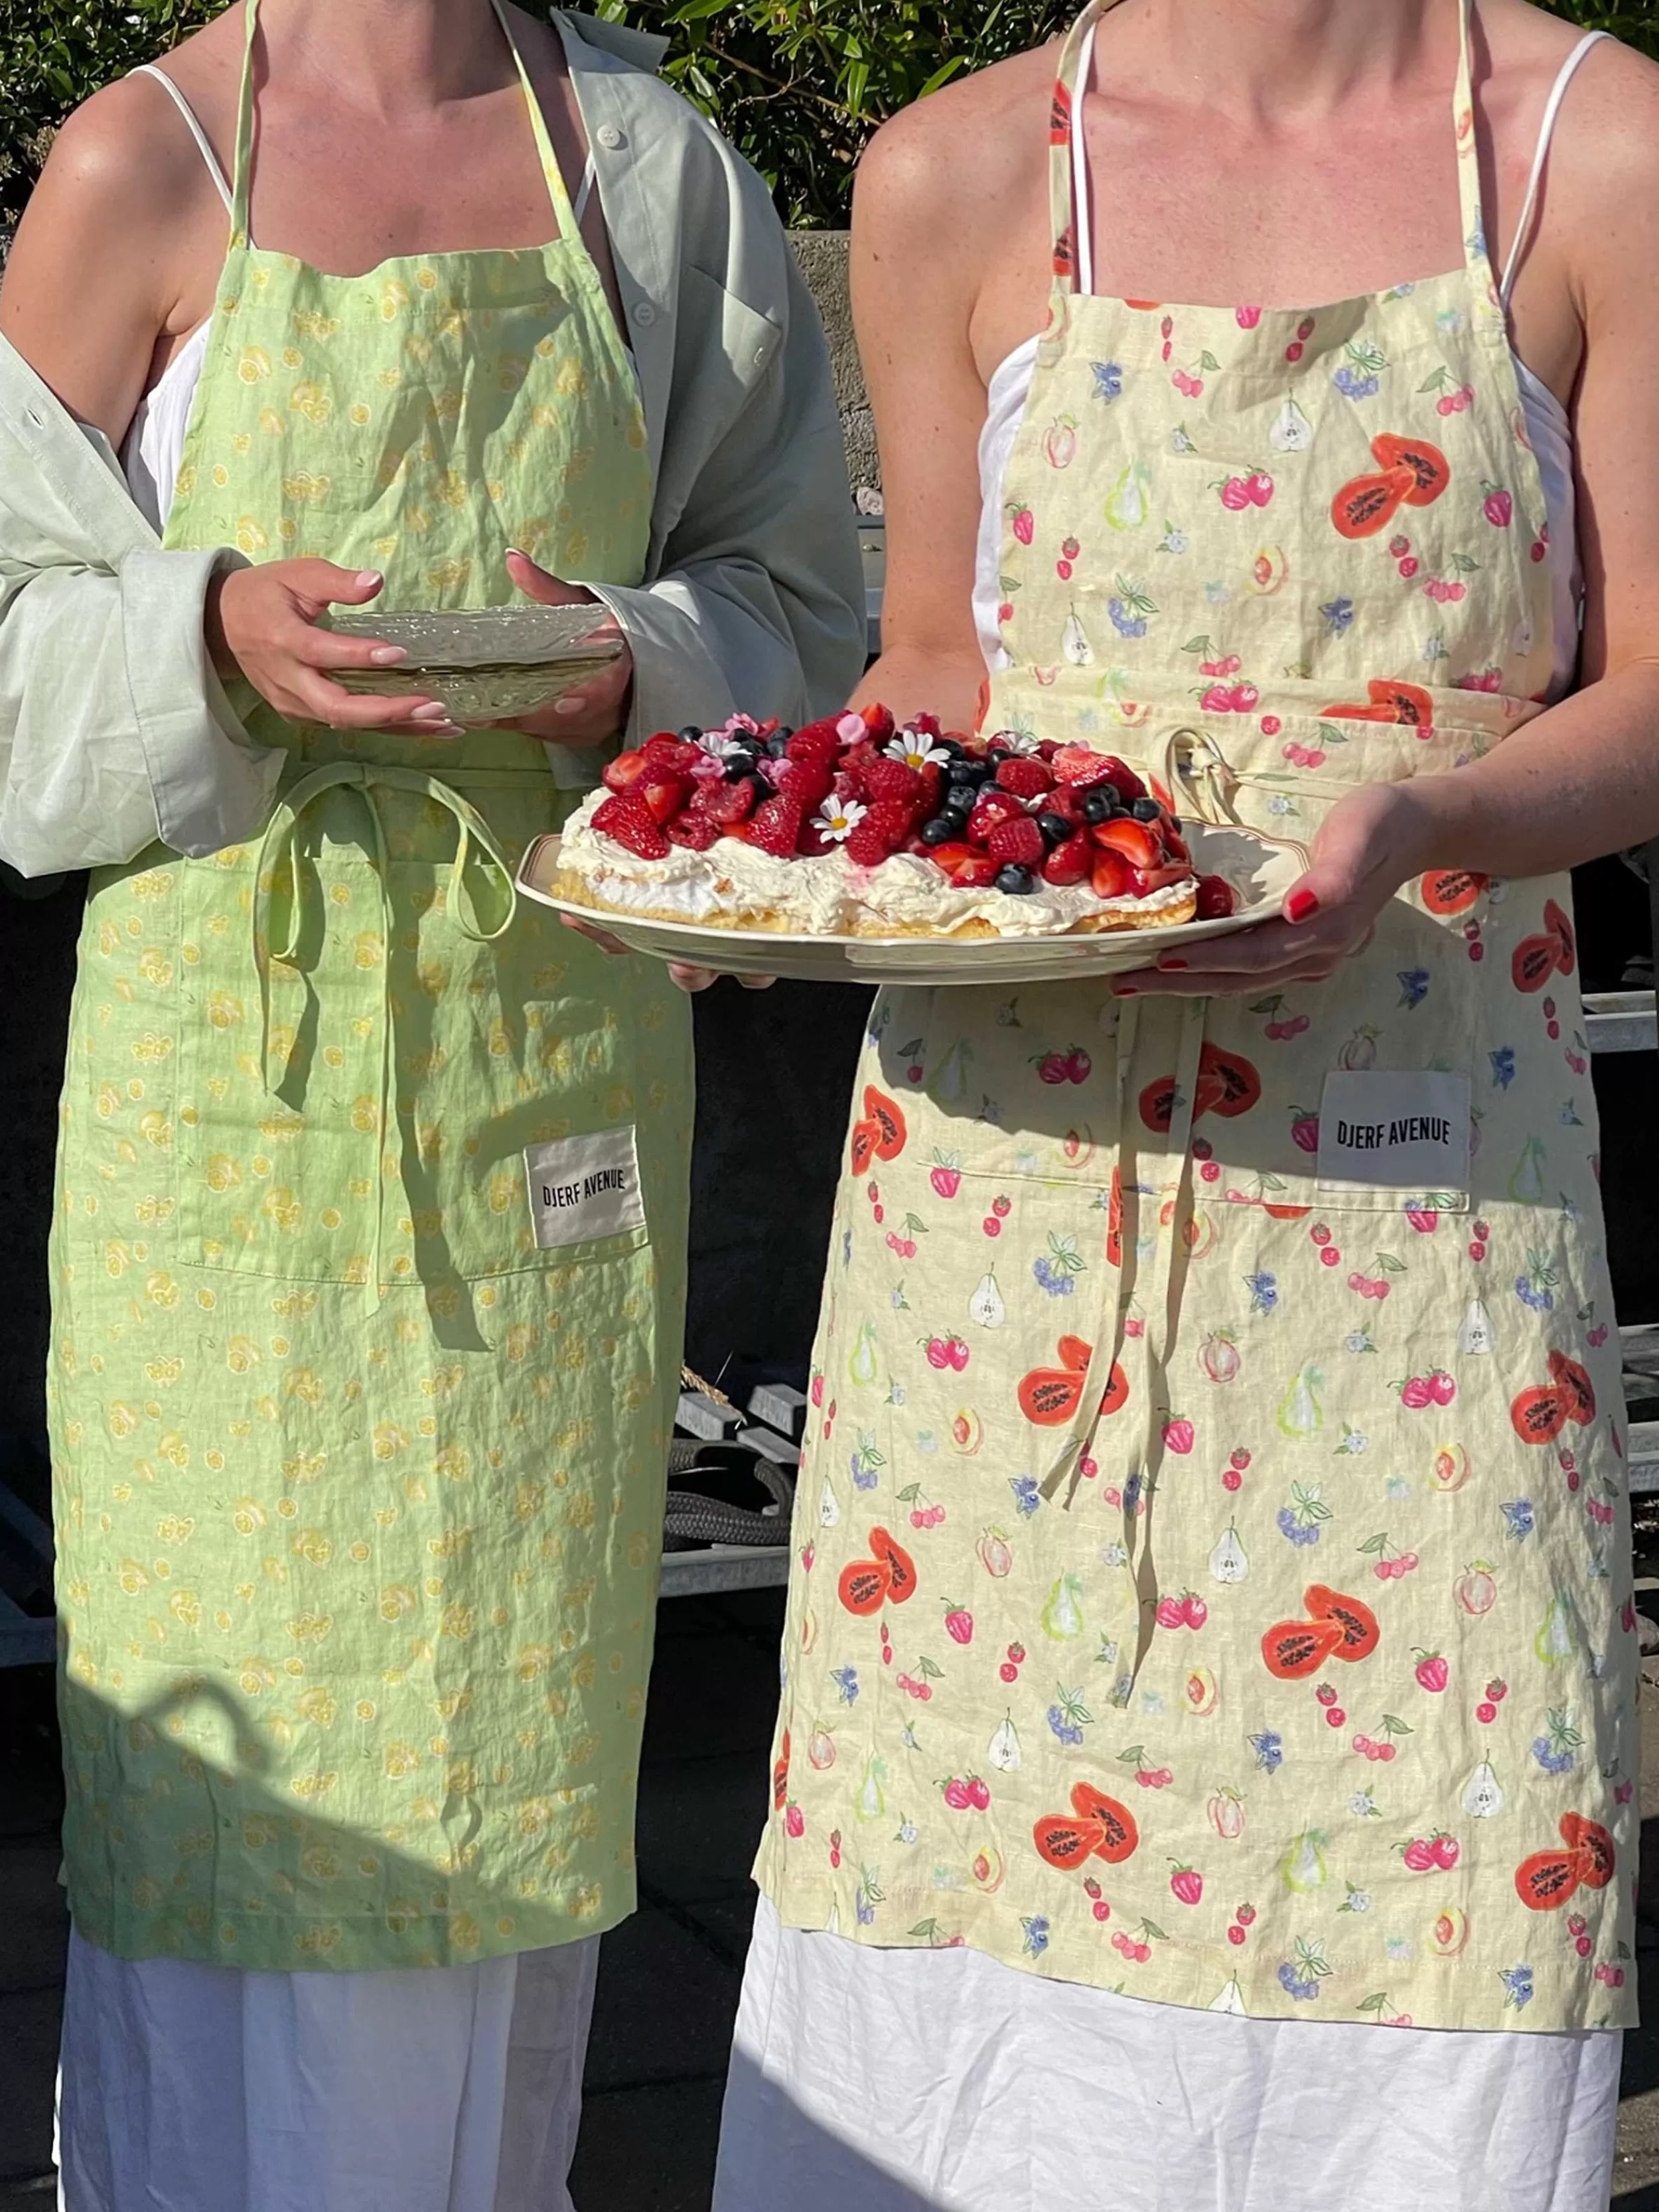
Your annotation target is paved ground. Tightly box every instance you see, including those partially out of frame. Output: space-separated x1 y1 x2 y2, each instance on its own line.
7 1583 1659 2211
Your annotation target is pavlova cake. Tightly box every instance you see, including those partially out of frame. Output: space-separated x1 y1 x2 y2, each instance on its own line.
551 705 1230 941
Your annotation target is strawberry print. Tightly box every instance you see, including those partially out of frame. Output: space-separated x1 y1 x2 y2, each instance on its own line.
755 0 1634 2041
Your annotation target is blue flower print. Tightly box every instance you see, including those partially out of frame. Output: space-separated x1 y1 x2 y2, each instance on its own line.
1246 1270 1279 1316
1250 1729 1284 1775
1010 1476 1041 1518
831 1665 860 1706
1320 596 1356 636
1500 1965 1535 2012
1091 360 1123 404
1398 969 1431 1010
1023 1915 1051 1958
1502 1497 1536 1541
1490 1047 1516 1089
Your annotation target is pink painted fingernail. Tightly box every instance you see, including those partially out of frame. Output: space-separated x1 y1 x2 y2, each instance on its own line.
1286 889 1321 924
555 697 587 717
370 646 408 666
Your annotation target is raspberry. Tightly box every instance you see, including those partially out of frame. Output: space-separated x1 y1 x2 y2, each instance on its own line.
787 718 847 764
859 704 897 742
770 757 833 810
987 817 1046 866
593 791 670 858
861 758 923 809
966 791 1025 845
749 792 806 857
1195 874 1236 919
700 778 758 825
1042 833 1093 886
1045 784 1086 826
845 799 914 866
995 755 1054 799
668 812 720 851
644 734 700 772
916 761 946 813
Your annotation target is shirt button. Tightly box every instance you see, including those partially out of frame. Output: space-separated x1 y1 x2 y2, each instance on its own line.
597 125 625 151
632 301 657 328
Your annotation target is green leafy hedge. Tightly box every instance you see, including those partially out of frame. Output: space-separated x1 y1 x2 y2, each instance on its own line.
3 0 1654 232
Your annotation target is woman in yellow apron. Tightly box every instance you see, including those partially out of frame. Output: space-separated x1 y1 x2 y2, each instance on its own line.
719 3 1659 2206
0 3 859 2204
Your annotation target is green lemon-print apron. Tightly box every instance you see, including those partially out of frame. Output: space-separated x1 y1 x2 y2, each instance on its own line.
757 0 1636 2034
49 0 693 1971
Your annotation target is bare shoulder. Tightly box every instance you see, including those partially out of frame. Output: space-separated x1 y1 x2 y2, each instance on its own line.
855 44 1054 240
1526 19 1659 304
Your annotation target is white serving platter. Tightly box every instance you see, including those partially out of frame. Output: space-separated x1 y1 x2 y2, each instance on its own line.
518 821 1297 987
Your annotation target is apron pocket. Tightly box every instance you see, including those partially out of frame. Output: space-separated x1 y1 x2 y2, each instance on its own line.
173 839 651 1285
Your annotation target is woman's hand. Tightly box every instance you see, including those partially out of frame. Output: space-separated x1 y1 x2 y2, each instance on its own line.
502 549 634 744
207 561 462 735
1114 780 1436 997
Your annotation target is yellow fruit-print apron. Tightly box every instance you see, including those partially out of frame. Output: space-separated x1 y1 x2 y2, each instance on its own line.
49 0 693 1971
757 0 1636 2032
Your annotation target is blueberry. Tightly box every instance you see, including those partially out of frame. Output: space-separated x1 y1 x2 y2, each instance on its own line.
987 747 1010 769
995 864 1036 895
1131 796 1162 822
724 753 757 780
1277 1964 1301 1994
766 735 788 757
1082 790 1113 826
920 817 958 845
677 725 705 743
936 736 964 760
1035 812 1071 847
1276 1507 1298 1540
775 726 795 744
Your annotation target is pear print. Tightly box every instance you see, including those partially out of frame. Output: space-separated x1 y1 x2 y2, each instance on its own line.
1209 1525 1249 1584
1104 461 1153 530
849 1322 880 1389
1209 1977 1250 2015
1281 1831 1329 1894
1269 395 1315 453
969 1271 1007 1330
987 1714 1023 1773
1462 1762 1504 1820
819 1479 841 1529
928 1040 974 1108
1277 1367 1324 1439
1459 1298 1496 1355
1508 1137 1549 1204
1062 608 1094 666
1042 1573 1086 1640
856 1756 887 1823
1535 1592 1577 1666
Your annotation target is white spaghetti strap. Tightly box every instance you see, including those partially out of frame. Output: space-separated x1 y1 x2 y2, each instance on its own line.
1069 13 1102 296
573 154 597 228
134 64 235 218
1500 30 1609 307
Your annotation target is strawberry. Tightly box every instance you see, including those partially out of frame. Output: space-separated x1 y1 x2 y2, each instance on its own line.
640 774 691 825
1195 874 1236 919
1092 754 1147 800
995 755 1054 799
701 778 758 825
1092 817 1161 869
859 703 897 742
1125 863 1193 897
948 854 1002 889
1052 745 1118 788
863 758 923 809
1045 784 1086 826
593 790 670 858
668 812 720 851
1091 849 1133 899
644 734 699 771
987 817 1046 867
917 761 946 813
1043 833 1093 886
602 750 650 794
796 817 839 857
845 799 915 866
966 790 1025 845
750 792 806 857
924 841 975 874
770 757 833 809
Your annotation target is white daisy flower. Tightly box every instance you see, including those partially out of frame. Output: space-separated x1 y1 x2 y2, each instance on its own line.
695 732 753 762
885 728 952 770
814 797 867 844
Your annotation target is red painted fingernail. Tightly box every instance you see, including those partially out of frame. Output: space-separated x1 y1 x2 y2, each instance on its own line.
1286 890 1321 924
1116 984 1139 997
1161 957 1188 971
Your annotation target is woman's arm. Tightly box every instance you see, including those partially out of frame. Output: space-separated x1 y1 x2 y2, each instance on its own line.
845 98 1000 732
1118 42 1659 995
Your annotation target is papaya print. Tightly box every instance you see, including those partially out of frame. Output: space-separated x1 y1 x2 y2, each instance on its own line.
48 0 689 1975
756 0 1635 2038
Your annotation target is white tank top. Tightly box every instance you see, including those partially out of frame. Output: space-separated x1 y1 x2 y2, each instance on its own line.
974 28 1607 699
121 62 606 533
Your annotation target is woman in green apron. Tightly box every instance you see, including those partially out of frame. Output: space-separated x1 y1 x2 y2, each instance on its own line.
0 3 860 2204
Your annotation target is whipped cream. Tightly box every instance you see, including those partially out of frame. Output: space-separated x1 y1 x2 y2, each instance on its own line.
558 792 1195 941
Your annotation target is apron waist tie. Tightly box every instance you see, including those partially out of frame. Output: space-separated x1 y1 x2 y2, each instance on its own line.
252 761 518 1311
1040 991 1207 1699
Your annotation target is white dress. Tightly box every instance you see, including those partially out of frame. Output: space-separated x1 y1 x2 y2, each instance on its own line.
713 29 1623 2212
56 67 605 2212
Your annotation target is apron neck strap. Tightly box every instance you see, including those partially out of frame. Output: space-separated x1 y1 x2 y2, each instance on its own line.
491 0 584 242
230 0 583 253
1453 0 1504 308
230 0 261 249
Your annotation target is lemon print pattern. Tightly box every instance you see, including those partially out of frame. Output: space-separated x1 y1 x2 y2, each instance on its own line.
49 0 692 1971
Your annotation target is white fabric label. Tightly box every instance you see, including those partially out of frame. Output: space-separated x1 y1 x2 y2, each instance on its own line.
524 1127 646 1250
1315 1071 1471 1196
